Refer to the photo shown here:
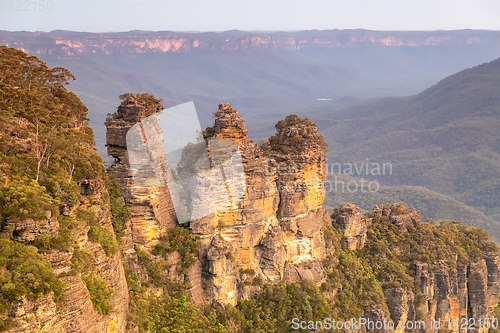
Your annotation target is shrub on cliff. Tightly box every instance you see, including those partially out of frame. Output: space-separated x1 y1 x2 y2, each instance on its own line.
263 114 328 157
82 275 113 315
0 177 57 222
152 226 200 274
0 231 63 308
104 174 130 243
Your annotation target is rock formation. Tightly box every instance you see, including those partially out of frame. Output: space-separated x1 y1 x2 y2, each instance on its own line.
104 98 500 330
9 211 60 243
347 202 500 333
7 45 500 333
106 95 178 246
333 202 370 250
374 203 422 232
6 30 500 57
3 178 129 333
106 102 331 306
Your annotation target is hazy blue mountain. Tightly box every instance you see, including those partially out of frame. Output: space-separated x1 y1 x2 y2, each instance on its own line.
2 29 500 157
315 58 500 237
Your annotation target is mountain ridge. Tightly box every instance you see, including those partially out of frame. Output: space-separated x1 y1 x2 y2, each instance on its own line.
314 56 500 239
3 29 500 57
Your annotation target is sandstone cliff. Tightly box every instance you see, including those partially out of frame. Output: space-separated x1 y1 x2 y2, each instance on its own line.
104 98 500 333
0 48 129 333
2 178 129 333
106 95 178 246
330 202 500 333
5 46 500 333
4 30 500 58
106 101 332 307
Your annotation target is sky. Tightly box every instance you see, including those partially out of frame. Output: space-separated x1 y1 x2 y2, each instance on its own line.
0 0 499 32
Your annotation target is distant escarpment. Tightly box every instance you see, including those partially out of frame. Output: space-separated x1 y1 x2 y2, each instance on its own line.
3 30 500 57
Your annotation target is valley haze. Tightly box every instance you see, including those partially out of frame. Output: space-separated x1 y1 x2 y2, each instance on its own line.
1 24 500 333
2 28 500 237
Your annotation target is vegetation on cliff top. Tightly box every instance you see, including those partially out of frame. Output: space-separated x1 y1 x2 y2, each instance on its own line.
261 114 328 156
0 47 116 330
0 46 102 221
105 92 163 125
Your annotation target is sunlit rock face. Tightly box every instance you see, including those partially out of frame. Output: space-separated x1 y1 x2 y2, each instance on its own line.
106 96 177 246
106 100 331 306
105 99 500 326
4 31 495 58
343 202 500 333
192 106 331 306
333 202 370 250
4 178 129 333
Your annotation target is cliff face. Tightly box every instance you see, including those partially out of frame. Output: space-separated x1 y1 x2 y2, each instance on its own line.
333 202 370 250
332 202 500 333
104 97 500 331
106 96 178 246
193 105 332 305
3 30 500 58
106 102 331 306
3 177 129 333
390 254 500 333
0 47 129 333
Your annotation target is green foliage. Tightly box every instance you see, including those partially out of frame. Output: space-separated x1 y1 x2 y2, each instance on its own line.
0 177 57 221
147 296 232 333
79 208 118 256
34 215 81 252
322 246 388 319
104 174 130 242
152 226 200 274
127 292 232 333
263 114 328 156
0 318 13 332
240 268 256 277
118 92 163 108
232 281 330 333
82 275 113 315
124 254 229 333
133 244 174 288
70 245 94 275
88 225 118 256
0 46 102 193
251 277 263 286
362 213 497 276
0 48 113 327
380 202 408 215
203 125 216 139
0 233 63 312
323 224 342 251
